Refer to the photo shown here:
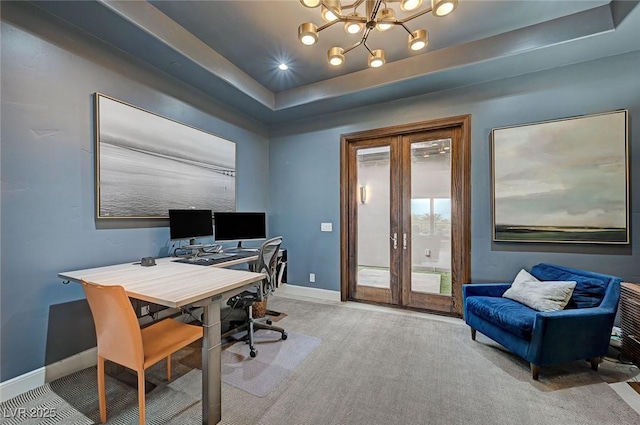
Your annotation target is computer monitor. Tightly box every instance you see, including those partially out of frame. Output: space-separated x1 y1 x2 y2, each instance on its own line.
168 209 213 246
214 212 266 249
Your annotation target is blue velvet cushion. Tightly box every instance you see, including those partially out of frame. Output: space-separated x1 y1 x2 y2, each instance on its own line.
466 296 537 339
530 264 606 309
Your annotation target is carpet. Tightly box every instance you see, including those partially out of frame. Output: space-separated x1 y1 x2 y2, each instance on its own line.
0 382 92 425
49 366 201 425
180 330 322 397
2 296 639 425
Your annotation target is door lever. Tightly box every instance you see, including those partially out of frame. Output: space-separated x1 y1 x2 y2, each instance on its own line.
403 233 408 250
391 232 398 250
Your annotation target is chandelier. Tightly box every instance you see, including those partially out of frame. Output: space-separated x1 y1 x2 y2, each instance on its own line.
298 0 458 68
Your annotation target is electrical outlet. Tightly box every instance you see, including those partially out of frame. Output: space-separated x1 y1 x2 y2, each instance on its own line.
141 305 150 316
309 273 316 283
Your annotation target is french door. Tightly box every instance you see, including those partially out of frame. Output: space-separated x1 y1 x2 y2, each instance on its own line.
340 116 471 316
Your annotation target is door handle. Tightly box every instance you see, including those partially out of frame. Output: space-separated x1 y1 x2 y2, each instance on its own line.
403 233 407 250
390 232 398 250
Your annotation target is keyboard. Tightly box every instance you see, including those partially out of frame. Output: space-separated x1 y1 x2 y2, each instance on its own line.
172 251 255 266
205 253 237 260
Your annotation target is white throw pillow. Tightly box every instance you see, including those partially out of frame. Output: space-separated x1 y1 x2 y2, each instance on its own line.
511 268 540 287
503 280 576 312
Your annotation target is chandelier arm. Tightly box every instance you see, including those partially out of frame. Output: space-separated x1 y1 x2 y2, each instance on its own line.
342 39 364 55
341 0 367 9
367 0 384 21
360 26 373 45
316 15 367 33
363 41 374 56
316 19 341 32
397 6 433 24
398 22 413 35
339 16 368 23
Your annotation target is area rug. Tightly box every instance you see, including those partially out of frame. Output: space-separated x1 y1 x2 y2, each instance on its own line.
0 382 92 425
180 330 321 397
223 331 321 396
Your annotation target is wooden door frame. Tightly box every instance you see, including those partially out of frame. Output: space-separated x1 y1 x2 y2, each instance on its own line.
340 115 471 317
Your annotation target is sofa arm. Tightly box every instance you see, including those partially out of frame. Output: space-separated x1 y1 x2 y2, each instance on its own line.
463 283 511 299
528 307 616 365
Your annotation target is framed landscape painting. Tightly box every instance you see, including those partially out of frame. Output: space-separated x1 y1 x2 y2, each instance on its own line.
95 93 236 219
491 110 629 244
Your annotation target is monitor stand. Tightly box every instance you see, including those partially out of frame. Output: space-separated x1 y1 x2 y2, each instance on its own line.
183 238 204 250
223 241 247 253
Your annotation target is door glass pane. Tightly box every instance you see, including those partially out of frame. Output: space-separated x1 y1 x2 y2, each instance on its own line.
410 139 452 295
356 146 391 289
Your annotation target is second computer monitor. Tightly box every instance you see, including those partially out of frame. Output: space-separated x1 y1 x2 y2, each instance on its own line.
214 212 266 249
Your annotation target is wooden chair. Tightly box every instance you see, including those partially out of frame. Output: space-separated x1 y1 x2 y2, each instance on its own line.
81 280 203 425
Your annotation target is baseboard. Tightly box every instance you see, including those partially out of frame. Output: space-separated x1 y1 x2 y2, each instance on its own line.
44 347 98 383
0 346 100 403
276 283 341 302
0 367 45 403
0 309 199 403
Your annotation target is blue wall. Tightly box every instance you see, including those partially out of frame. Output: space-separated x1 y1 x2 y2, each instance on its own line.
269 51 640 291
2 2 640 384
0 4 269 381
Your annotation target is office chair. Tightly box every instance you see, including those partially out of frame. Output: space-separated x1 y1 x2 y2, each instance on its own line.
81 280 202 425
222 236 287 358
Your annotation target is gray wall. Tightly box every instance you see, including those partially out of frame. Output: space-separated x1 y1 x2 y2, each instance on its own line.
269 51 640 291
0 4 270 381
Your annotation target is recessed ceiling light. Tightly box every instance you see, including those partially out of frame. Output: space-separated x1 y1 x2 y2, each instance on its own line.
278 63 289 71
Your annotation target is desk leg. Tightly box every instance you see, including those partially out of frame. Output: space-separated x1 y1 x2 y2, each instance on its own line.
201 295 222 425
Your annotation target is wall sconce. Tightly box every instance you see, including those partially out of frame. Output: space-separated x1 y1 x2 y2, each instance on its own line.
359 185 367 204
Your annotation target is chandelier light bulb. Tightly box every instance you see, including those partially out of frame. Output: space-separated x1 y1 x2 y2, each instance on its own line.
401 0 423 11
328 47 345 66
432 0 458 17
299 0 322 8
408 29 429 51
376 8 396 31
344 13 364 34
298 23 318 46
368 49 386 68
321 0 341 22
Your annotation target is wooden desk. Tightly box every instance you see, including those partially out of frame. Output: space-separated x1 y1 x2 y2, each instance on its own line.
59 257 265 425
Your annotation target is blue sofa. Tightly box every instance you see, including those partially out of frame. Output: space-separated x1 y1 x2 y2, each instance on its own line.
463 263 621 380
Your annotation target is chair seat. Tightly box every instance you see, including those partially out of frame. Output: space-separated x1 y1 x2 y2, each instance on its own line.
141 318 202 369
466 296 536 339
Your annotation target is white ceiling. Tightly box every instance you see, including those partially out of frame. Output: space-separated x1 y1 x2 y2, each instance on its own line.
29 1 640 124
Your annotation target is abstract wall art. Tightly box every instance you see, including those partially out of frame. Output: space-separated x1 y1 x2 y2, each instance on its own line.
491 110 628 244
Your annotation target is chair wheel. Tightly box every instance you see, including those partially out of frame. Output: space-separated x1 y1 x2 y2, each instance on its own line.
281 332 288 340
250 349 257 358
266 319 273 325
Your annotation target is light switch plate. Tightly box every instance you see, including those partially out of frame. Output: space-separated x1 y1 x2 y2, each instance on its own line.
321 222 332 232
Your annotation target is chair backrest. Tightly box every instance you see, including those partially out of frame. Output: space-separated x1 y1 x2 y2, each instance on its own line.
81 280 144 370
252 236 283 298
